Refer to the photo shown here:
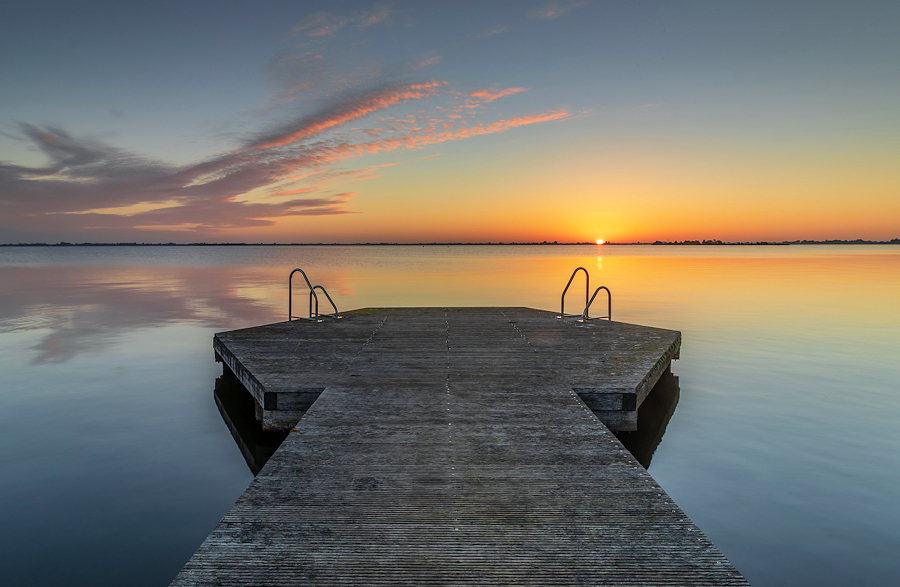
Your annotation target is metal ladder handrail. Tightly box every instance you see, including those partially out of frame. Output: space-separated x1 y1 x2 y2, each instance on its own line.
289 268 315 321
560 267 589 318
583 286 611 320
289 268 339 321
312 285 339 319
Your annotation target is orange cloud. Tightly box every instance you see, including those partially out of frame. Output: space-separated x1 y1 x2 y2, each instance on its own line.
469 87 526 103
246 82 444 150
304 109 571 162
292 11 348 37
268 186 318 197
416 56 442 68
1 77 571 239
400 110 572 148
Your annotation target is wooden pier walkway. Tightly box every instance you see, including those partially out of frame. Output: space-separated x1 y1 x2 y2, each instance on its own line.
171 308 748 586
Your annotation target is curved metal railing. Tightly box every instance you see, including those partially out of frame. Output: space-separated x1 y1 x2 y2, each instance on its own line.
312 285 339 318
289 268 339 321
583 286 611 321
560 267 589 318
289 268 315 321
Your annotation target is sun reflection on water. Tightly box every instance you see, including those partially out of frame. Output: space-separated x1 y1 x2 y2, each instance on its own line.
0 244 898 587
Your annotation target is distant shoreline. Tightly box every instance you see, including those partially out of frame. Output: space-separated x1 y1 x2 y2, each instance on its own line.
2 239 898 247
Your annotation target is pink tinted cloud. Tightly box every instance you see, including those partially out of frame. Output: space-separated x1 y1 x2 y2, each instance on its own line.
416 56 442 69
354 3 393 28
304 109 571 161
292 4 392 37
292 11 348 37
245 82 443 150
1 77 569 239
0 123 352 233
400 110 571 148
287 168 333 181
268 186 318 197
468 87 526 103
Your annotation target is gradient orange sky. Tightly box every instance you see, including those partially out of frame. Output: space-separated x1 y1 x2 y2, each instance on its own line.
1 1 898 243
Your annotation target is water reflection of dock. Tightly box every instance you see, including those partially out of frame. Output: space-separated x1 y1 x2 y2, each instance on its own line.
173 308 747 586
615 367 681 469
213 370 288 476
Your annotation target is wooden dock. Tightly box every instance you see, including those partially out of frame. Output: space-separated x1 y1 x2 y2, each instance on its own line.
172 307 748 585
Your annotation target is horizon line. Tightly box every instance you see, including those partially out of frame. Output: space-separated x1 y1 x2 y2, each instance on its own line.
2 239 899 247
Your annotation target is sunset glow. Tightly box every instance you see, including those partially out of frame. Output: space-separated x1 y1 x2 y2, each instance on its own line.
0 2 897 243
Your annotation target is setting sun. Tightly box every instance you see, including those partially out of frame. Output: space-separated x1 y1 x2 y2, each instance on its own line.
596 239 605 245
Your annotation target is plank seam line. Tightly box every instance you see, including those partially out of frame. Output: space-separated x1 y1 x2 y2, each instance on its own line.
342 311 391 372
499 308 537 353
444 310 451 394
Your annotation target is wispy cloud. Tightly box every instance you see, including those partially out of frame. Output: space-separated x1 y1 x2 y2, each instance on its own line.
0 122 355 234
468 87 527 103
527 1 591 20
1 3 575 241
415 55 442 69
291 11 349 37
245 81 444 150
392 111 571 149
291 3 393 37
353 3 393 29
480 25 508 38
270 5 400 102
1 78 568 239
264 50 327 104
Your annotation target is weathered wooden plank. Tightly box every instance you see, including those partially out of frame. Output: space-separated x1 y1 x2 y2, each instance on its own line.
213 308 681 432
171 308 747 586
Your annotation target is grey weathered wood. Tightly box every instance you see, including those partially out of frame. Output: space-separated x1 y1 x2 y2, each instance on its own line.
172 308 747 585
214 307 681 432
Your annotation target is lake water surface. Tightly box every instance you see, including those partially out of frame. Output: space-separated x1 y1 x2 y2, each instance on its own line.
0 245 898 586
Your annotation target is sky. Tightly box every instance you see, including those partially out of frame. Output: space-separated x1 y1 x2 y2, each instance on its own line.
1 0 898 244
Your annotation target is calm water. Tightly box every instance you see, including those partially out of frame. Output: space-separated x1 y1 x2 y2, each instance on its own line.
0 245 898 586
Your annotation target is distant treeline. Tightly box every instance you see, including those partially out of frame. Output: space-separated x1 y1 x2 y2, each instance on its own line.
648 238 900 245
1 239 898 246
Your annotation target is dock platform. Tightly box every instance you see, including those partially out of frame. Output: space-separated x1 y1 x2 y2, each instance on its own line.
172 307 748 585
